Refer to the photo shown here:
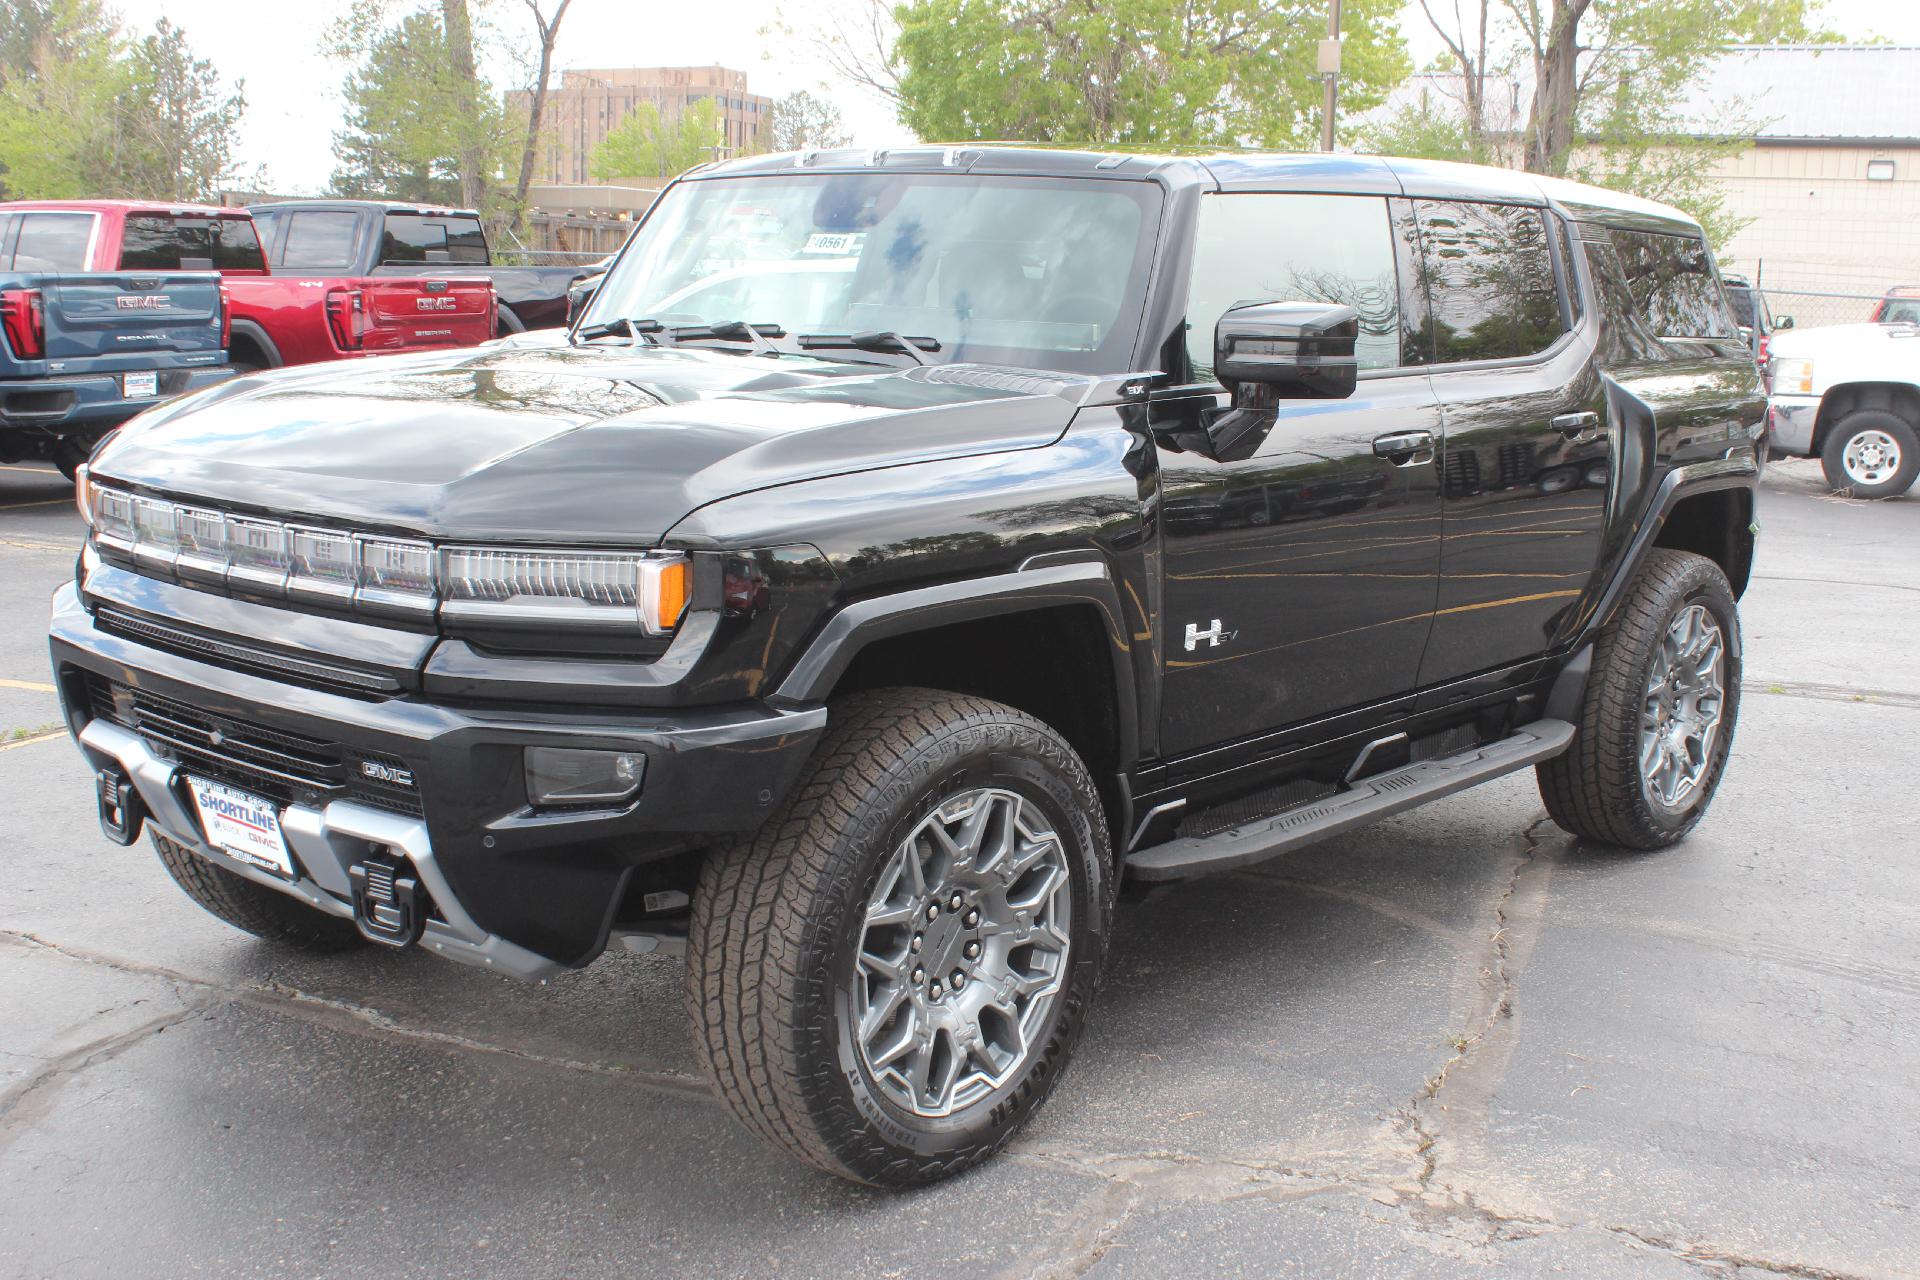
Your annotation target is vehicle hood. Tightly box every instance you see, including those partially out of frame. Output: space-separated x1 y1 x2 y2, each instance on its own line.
92 338 1091 544
1768 322 1920 369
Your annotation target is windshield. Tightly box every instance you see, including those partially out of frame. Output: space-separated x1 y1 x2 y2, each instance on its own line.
583 172 1161 374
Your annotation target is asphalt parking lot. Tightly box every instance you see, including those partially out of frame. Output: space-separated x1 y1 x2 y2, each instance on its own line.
1 456 1915 1279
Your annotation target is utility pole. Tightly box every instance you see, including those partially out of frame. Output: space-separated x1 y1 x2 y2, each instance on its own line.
1319 0 1344 152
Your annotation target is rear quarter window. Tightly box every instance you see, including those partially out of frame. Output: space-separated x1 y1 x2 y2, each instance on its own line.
381 214 488 265
1607 228 1736 340
273 210 361 271
13 213 95 270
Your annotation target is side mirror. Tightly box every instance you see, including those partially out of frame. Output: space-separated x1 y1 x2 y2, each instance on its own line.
1774 314 1795 330
1215 301 1360 401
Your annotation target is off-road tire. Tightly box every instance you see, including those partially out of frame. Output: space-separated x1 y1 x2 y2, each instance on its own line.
1537 549 1740 849
686 687 1114 1186
152 831 365 952
1820 410 1919 499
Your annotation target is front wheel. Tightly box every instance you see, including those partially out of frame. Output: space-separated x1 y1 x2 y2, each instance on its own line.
687 688 1113 1186
1820 410 1918 499
1538 549 1741 849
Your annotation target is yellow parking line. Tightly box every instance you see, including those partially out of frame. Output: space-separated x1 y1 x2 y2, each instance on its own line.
0 677 56 693
0 730 63 752
0 463 55 474
0 498 71 510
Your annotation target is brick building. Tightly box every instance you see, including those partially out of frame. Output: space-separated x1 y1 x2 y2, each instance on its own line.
511 66 773 186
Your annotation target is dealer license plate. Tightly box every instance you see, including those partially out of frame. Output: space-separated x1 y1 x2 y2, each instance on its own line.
186 777 294 878
122 371 159 399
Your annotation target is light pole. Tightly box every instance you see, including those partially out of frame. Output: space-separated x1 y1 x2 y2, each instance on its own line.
1319 0 1344 152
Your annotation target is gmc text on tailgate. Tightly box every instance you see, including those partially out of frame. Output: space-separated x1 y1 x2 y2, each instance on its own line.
0 207 231 477
0 201 495 375
51 148 1762 1186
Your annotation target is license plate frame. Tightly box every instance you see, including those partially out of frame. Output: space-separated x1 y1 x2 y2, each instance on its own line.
184 776 294 879
122 370 159 399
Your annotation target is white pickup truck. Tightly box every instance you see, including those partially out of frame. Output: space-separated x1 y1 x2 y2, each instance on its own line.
1768 321 1920 498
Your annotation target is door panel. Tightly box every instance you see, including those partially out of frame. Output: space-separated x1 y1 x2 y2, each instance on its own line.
1409 199 1611 687
1155 377 1444 758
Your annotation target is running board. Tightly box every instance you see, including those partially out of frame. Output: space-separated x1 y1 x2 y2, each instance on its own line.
1125 719 1576 882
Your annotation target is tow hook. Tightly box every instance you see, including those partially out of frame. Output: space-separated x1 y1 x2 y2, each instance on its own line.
348 855 427 948
95 769 146 845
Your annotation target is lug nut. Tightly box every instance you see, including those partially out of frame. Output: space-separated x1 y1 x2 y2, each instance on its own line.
948 891 964 911
926 904 939 922
964 909 980 927
950 970 965 989
912 966 925 985
911 934 923 953
930 979 944 998
964 941 981 959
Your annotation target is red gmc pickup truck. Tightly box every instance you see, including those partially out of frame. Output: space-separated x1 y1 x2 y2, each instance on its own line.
0 201 495 371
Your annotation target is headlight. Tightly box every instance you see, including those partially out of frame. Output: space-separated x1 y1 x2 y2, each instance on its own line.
82 484 693 635
442 547 689 635
524 747 644 806
1772 357 1814 395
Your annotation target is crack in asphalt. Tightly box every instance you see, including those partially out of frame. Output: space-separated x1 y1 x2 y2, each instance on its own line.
0 930 712 1101
1747 679 1920 710
0 999 211 1145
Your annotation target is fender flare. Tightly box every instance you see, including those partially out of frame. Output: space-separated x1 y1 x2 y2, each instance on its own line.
770 552 1140 771
1584 455 1756 651
227 318 283 369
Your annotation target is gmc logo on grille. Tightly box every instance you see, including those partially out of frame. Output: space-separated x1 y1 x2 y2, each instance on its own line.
116 295 172 310
360 760 416 788
416 297 458 312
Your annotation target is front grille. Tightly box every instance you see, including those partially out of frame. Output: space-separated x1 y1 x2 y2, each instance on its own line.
86 674 422 817
94 606 400 697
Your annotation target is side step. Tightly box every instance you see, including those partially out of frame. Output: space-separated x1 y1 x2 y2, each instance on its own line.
1125 719 1576 882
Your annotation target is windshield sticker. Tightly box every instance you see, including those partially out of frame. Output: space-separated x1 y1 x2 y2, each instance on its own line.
803 232 865 256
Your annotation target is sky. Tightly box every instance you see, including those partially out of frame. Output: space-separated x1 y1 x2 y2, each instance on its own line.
128 0 1920 196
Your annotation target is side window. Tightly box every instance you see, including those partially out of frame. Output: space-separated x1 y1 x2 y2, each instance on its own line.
278 211 360 271
381 214 487 265
0 214 14 268
13 213 94 270
1413 201 1565 363
1185 193 1407 379
1608 229 1737 340
119 215 266 270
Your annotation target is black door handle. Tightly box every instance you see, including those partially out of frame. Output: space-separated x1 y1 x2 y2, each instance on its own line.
1552 411 1602 443
1373 430 1435 463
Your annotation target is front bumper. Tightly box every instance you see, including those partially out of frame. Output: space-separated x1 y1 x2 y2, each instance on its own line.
0 366 234 435
1767 395 1820 457
49 583 827 976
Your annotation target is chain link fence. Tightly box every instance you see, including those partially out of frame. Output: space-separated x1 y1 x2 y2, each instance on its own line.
1754 287 1886 332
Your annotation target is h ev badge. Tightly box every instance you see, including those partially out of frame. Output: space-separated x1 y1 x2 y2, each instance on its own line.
1184 619 1230 652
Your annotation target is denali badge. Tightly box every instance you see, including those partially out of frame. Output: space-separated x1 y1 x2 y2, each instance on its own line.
1184 619 1231 651
115 295 172 310
360 759 416 788
416 297 458 312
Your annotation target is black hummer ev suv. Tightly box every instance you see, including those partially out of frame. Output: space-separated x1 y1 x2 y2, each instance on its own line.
51 148 1762 1186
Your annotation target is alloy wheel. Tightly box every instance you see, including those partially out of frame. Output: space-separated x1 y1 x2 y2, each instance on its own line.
853 787 1073 1118
1638 603 1726 810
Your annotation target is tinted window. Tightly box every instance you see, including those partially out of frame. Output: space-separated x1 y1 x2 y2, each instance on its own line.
1724 285 1756 329
1414 201 1565 363
1608 229 1735 339
1883 298 1920 325
1186 193 1406 378
13 213 94 270
381 214 487 264
276 210 360 270
119 215 264 270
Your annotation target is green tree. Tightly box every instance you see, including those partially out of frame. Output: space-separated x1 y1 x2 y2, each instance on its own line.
589 98 725 181
891 0 1409 151
769 89 850 152
330 8 514 209
1379 0 1839 247
0 2 244 201
121 19 248 201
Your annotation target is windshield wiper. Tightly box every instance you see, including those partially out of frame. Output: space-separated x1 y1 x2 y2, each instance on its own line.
572 316 655 346
573 317 790 353
795 331 941 366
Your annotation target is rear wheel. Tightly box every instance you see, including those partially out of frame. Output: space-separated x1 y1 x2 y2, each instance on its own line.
1538 549 1740 849
152 832 364 952
1820 410 1918 499
687 688 1112 1186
